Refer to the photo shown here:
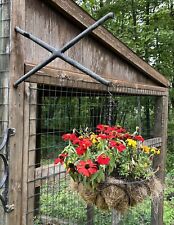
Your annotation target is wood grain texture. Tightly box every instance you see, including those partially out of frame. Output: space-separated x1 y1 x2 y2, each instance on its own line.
25 64 168 96
27 83 37 225
7 0 25 225
44 0 169 87
22 0 170 89
21 83 29 225
22 83 37 225
151 96 169 225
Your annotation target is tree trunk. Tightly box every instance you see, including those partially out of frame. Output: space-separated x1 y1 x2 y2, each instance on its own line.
131 0 137 41
144 0 150 62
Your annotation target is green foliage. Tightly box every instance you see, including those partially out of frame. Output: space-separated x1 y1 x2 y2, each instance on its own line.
40 95 156 161
59 125 160 189
75 0 174 82
40 183 87 223
36 180 112 225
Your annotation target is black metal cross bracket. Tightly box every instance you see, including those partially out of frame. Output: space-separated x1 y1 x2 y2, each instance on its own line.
0 128 15 213
14 12 114 88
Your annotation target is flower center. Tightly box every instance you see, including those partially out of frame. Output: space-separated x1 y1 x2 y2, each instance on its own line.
85 164 90 169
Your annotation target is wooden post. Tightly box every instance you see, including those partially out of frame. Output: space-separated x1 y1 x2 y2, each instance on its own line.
27 83 37 225
7 0 25 225
86 204 94 225
151 95 168 225
112 210 122 225
34 87 42 216
22 83 37 225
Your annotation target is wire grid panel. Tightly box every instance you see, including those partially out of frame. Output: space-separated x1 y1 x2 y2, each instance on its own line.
0 0 10 223
25 79 157 225
0 0 10 134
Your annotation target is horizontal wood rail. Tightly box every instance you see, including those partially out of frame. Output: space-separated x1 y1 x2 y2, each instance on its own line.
25 64 168 96
144 137 162 147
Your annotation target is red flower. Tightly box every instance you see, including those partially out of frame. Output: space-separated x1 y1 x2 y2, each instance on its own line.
104 126 115 134
98 134 109 139
115 126 126 133
97 154 110 165
96 124 106 132
123 133 132 140
116 143 126 152
76 146 87 155
109 140 126 152
109 140 117 148
77 160 98 177
134 135 144 142
54 153 68 165
73 138 80 145
79 138 92 148
62 133 77 141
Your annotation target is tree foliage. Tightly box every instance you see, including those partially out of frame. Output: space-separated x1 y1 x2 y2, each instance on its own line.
75 0 173 78
74 0 174 165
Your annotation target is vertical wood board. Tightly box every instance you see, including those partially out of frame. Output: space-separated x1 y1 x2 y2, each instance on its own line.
7 0 25 225
151 95 168 225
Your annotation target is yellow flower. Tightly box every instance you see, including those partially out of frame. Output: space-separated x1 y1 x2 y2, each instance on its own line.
127 139 137 148
90 134 98 144
150 147 156 154
141 145 150 154
156 149 160 155
151 147 160 155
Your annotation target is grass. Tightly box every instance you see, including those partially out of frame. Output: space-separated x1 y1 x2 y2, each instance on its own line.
34 175 174 225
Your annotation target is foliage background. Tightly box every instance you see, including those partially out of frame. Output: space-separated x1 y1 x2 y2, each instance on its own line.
74 0 174 173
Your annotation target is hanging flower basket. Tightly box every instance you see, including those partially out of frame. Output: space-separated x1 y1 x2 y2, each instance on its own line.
70 175 162 213
55 124 163 213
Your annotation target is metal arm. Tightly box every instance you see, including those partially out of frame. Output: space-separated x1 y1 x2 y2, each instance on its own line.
14 12 114 87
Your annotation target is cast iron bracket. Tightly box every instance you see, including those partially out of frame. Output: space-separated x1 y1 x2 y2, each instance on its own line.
14 12 114 87
0 128 15 213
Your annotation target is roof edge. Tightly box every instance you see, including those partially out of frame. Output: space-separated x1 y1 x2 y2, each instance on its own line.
44 0 170 88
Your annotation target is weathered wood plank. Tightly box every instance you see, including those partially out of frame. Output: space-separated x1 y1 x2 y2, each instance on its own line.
24 64 168 96
7 0 25 225
22 83 37 225
21 83 30 225
25 64 167 95
33 164 66 188
27 83 37 225
151 96 168 225
144 137 162 147
24 0 169 88
44 0 169 88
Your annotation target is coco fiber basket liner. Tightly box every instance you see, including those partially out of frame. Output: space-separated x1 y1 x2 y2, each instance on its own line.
71 176 163 213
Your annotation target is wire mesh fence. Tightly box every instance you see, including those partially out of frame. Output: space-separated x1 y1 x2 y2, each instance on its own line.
24 78 157 225
0 0 10 223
